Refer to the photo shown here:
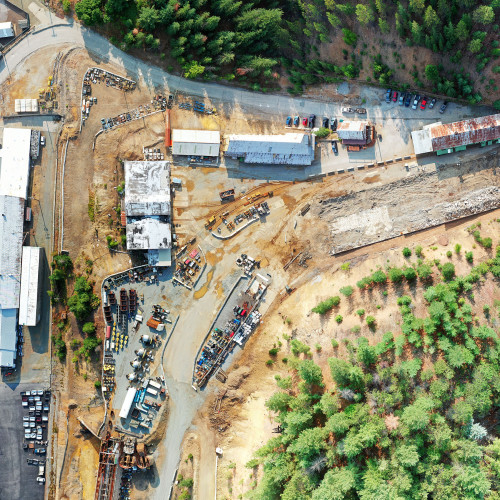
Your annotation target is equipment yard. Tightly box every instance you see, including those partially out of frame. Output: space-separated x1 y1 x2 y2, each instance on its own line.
0 9 498 500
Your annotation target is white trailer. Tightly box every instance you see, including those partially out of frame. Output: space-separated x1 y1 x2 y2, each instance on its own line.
146 387 158 397
148 379 162 390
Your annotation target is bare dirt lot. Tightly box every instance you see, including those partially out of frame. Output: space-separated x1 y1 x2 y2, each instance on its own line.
185 209 500 500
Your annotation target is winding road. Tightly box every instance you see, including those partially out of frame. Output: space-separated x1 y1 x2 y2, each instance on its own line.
1 9 495 500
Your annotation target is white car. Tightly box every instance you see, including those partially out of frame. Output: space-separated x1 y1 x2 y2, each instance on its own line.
36 477 45 484
40 136 45 147
23 422 30 428
342 107 354 113
37 390 44 396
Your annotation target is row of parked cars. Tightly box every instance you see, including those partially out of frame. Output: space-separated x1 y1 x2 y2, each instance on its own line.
385 89 448 113
20 389 50 485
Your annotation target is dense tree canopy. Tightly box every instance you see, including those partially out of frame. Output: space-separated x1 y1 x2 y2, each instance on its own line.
248 247 500 498
73 0 497 99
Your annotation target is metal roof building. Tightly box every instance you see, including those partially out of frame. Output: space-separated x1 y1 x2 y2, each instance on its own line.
172 129 220 157
124 161 172 266
0 309 17 367
19 247 44 327
0 195 24 309
412 114 500 155
337 121 369 145
0 127 32 199
225 133 315 166
126 218 172 251
0 22 14 38
124 161 171 217
0 195 24 368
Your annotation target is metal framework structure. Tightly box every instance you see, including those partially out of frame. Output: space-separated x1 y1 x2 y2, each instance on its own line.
94 436 119 500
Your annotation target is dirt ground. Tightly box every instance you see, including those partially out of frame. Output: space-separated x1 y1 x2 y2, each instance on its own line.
181 209 500 500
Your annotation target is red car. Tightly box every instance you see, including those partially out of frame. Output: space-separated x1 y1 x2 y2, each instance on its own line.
420 97 427 110
302 117 308 126
392 91 398 102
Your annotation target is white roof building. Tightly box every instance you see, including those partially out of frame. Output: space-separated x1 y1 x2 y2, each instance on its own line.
124 161 172 266
19 247 44 327
0 128 32 199
119 387 137 419
126 218 172 251
0 195 24 309
124 161 171 216
0 22 14 38
172 129 220 157
15 99 39 113
0 195 23 368
225 133 315 165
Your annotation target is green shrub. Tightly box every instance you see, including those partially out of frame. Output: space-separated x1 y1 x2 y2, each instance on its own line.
335 314 343 324
340 286 354 297
466 251 474 263
314 127 331 138
446 250 452 258
82 322 96 335
356 309 365 316
366 315 376 328
94 380 101 389
455 243 462 254
269 348 279 357
331 339 339 348
388 267 403 282
351 325 361 333
402 247 412 257
312 296 340 314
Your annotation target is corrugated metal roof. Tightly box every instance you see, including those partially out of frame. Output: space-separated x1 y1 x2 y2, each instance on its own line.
0 195 24 309
124 161 171 217
0 22 14 38
126 218 171 250
0 308 17 367
430 113 500 150
19 247 43 326
411 114 500 154
225 133 315 165
0 128 32 199
172 130 220 157
337 121 367 140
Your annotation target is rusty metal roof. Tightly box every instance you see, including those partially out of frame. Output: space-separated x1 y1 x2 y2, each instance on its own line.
430 113 500 151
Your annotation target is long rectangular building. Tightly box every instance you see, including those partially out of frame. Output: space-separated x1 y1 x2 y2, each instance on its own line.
172 129 220 157
124 161 172 267
0 195 24 368
412 113 500 155
19 247 44 327
225 133 315 166
0 127 32 199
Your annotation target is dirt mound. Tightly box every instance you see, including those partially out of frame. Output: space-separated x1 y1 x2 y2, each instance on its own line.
226 366 251 390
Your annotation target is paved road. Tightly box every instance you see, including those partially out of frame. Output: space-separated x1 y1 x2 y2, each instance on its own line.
0 21 495 181
0 10 496 500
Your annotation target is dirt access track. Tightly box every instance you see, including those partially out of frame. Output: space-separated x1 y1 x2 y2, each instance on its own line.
0 15 499 500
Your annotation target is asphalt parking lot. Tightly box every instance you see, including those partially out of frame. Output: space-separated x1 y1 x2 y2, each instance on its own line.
0 383 47 500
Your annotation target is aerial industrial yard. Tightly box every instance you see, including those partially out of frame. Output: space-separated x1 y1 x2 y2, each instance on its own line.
0 2 498 500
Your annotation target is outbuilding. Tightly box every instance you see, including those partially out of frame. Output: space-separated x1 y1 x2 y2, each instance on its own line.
171 129 220 164
19 247 44 326
0 22 14 38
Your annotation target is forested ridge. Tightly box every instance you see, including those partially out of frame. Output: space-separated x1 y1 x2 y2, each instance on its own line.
72 0 500 104
246 247 500 499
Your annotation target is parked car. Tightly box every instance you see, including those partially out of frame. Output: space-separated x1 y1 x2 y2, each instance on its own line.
322 117 329 128
356 108 366 114
40 136 45 147
330 118 337 131
302 117 308 126
385 88 392 102
285 116 292 126
308 114 316 127
429 98 436 109
420 97 427 110
404 93 412 107
439 101 448 114
293 116 299 126
36 477 45 484
399 93 405 106
331 141 338 154
392 91 398 102
342 107 354 113
412 95 420 110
